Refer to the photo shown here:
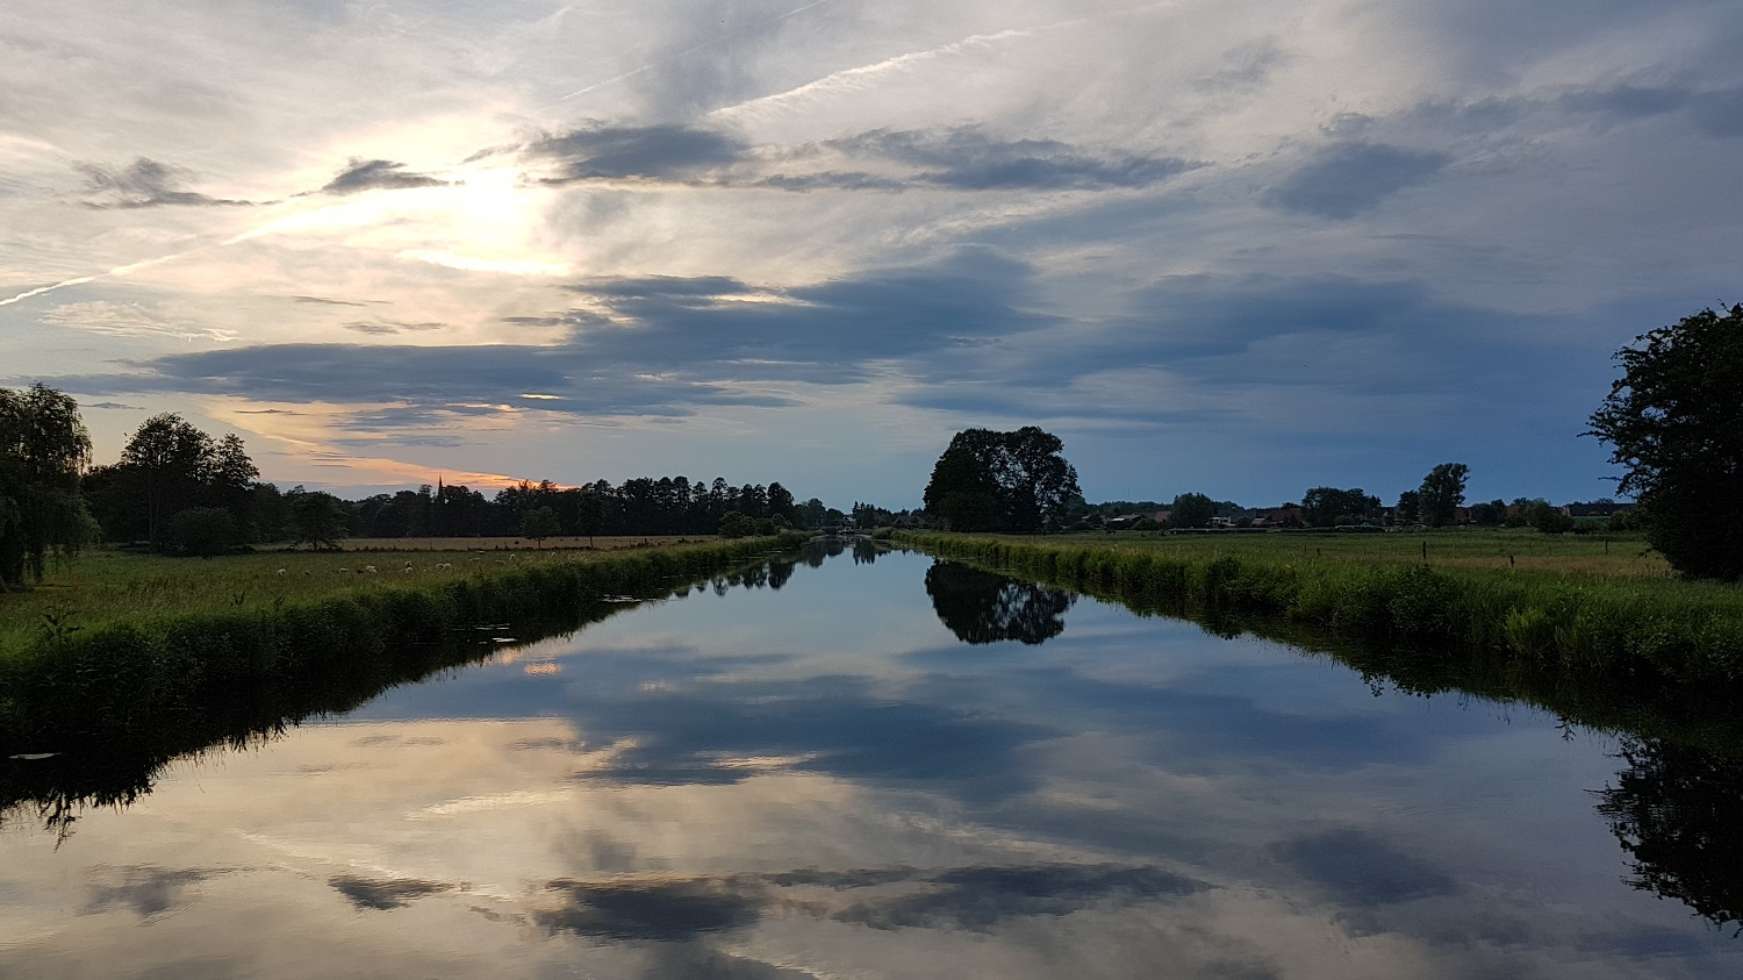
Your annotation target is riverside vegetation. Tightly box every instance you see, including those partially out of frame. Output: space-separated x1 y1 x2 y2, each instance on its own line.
897 531 1743 691
0 534 806 778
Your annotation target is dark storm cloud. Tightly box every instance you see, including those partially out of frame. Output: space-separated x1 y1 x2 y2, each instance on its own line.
319 158 449 194
636 946 819 980
75 158 255 209
85 400 142 410
1269 829 1457 907
529 123 751 183
328 874 454 910
823 127 1199 191
83 865 228 917
1263 143 1450 218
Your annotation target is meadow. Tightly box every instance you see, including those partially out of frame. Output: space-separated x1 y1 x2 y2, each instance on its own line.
0 534 806 764
1046 528 1670 578
898 529 1743 692
0 539 701 655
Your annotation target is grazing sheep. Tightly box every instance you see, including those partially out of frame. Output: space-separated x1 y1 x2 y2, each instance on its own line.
275 568 287 576
363 565 378 574
338 567 350 574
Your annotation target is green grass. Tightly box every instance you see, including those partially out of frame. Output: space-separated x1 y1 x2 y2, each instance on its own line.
1029 528 1671 578
897 530 1743 690
0 535 804 750
0 541 711 656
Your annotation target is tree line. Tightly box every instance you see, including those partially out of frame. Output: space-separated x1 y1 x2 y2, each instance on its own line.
0 391 841 585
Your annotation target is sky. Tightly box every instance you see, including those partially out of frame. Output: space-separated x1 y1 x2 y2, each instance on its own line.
2 0 1740 508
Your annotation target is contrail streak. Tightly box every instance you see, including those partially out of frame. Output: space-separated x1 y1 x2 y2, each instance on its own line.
710 1 1180 123
550 0 838 105
0 247 210 307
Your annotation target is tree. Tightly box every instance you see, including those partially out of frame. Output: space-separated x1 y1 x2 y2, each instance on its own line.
168 507 237 557
288 488 348 550
1588 305 1743 579
1301 487 1381 527
119 413 214 547
1470 498 1507 527
521 506 560 547
1529 501 1575 534
1394 490 1421 526
922 427 1082 532
0 384 97 589
766 482 796 524
717 511 757 538
1417 463 1469 527
1168 492 1216 529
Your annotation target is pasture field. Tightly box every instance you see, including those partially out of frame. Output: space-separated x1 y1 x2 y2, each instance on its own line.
0 538 706 655
1036 528 1670 579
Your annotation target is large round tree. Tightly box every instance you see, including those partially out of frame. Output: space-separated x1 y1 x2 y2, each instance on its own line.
1588 304 1743 579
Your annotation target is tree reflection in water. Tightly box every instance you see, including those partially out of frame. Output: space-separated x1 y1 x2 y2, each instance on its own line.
924 561 1074 645
1597 736 1743 935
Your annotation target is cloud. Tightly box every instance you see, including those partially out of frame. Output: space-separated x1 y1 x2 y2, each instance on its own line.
1263 143 1450 219
536 877 767 941
85 400 143 410
340 319 446 336
1269 829 1457 907
83 865 227 918
516 121 1192 193
529 123 749 183
74 157 254 209
823 127 1199 191
291 295 376 307
829 863 1208 931
319 158 449 195
328 874 454 910
35 249 1047 430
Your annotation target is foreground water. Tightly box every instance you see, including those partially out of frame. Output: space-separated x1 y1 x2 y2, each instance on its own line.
2 544 1738 978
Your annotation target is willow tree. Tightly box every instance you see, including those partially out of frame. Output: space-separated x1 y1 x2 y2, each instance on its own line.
0 384 97 589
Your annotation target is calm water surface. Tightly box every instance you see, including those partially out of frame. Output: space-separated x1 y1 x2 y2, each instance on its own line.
2 544 1739 978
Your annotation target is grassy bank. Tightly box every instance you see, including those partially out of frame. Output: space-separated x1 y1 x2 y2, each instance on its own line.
0 535 803 761
1034 528 1669 578
0 539 710 655
897 532 1743 689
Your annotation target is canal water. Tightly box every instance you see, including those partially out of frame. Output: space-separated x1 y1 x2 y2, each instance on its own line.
2 543 1738 978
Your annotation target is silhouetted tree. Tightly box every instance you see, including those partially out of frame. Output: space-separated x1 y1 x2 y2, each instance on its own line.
0 384 96 589
521 506 560 547
288 487 348 550
1588 305 1743 579
1394 489 1421 525
1417 462 1469 527
923 427 1081 532
1301 487 1381 527
119 413 214 547
1169 492 1216 529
